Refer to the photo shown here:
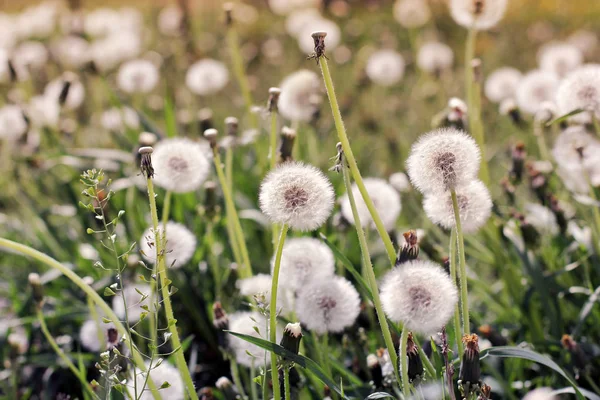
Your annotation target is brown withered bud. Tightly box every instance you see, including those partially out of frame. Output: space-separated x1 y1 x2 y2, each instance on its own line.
478 383 492 399
500 177 516 205
548 194 568 234
474 0 484 15
279 126 296 163
561 334 588 373
107 327 119 349
405 332 424 383
267 87 281 113
28 273 44 307
459 334 481 398
396 230 419 265
510 142 526 184
212 301 229 349
199 387 215 400
442 256 450 275
308 31 328 62
478 325 508 346
500 98 524 127
223 3 233 26
526 163 548 204
515 212 540 248
138 146 154 179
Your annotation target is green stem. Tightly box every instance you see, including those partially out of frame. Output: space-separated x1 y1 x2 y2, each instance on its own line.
231 358 247 399
341 162 401 384
450 229 465 358
318 57 396 265
161 191 172 228
283 367 291 400
37 308 98 399
206 223 222 300
400 327 410 397
226 27 257 130
226 147 234 191
87 296 105 351
451 190 470 335
224 145 244 268
250 359 258 400
269 112 280 250
0 238 162 400
213 148 253 278
270 224 289 400
146 178 198 400
534 123 551 162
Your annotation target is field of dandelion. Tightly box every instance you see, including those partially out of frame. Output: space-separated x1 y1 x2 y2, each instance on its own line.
1 0 600 399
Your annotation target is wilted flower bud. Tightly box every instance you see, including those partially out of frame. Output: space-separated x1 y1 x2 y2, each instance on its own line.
279 126 296 163
280 322 302 357
212 301 229 349
200 387 215 400
405 332 424 383
28 272 44 306
459 334 481 397
204 128 219 149
510 142 526 184
561 334 587 372
396 230 419 265
138 146 154 179
268 87 281 112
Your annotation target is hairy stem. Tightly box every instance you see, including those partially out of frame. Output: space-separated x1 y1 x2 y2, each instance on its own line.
450 229 465 357
269 111 280 250
451 190 470 335
400 327 410 396
283 367 291 400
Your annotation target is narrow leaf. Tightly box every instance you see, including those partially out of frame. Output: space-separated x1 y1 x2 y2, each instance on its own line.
545 108 585 126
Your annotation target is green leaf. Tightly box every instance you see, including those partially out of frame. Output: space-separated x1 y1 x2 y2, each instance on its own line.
480 347 585 399
365 393 395 399
227 331 349 399
573 285 600 338
103 287 116 296
551 387 600 400
545 108 585 126
160 381 172 389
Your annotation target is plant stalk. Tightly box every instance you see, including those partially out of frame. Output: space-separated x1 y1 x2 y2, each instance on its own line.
400 327 410 397
450 229 464 357
451 190 470 335
226 27 258 130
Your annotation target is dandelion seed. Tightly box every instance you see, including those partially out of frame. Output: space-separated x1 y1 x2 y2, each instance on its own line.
423 180 492 233
365 50 405 87
228 311 281 367
117 59 160 94
449 0 508 30
151 137 212 193
416 42 454 75
484 67 522 103
340 178 402 232
131 361 184 400
393 0 431 29
112 283 151 324
0 104 27 141
186 59 229 96
139 221 197 268
556 64 600 124
515 70 559 115
295 276 361 334
522 388 557 400
380 260 458 335
45 73 85 110
538 42 583 78
259 161 334 231
278 69 322 123
406 128 481 194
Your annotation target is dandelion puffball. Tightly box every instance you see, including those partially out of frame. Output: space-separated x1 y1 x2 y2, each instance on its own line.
158 5 183 37
275 237 335 292
522 388 557 400
45 76 86 110
278 69 322 122
79 319 104 352
112 283 151 323
117 59 160 94
524 203 559 236
551 126 600 191
515 70 559 115
416 42 454 75
365 50 405 87
0 105 28 141
51 36 91 69
380 260 458 335
389 172 411 193
228 311 281 367
340 178 401 232
393 0 431 29
295 276 360 334
186 59 229 96
423 180 492 233
449 0 508 30
259 161 335 231
538 42 583 78
406 128 481 194
101 107 140 132
556 65 600 124
132 361 184 400
151 137 211 193
484 67 522 103
140 221 197 268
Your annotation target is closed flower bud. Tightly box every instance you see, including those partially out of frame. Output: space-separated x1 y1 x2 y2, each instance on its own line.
216 376 238 400
28 272 44 306
396 230 419 265
279 126 296 163
405 332 424 383
280 322 303 356
459 334 481 396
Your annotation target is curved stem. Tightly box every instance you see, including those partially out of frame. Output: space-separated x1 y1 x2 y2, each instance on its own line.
341 162 400 384
450 229 465 358
270 224 289 400
451 190 470 335
0 238 162 400
400 327 410 397
318 58 396 265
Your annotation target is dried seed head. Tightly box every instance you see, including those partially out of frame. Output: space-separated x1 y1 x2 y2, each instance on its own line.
140 221 197 268
393 0 431 29
279 126 296 163
365 49 405 87
138 146 154 179
278 69 322 122
556 64 600 124
416 41 454 75
152 137 211 192
538 42 583 78
396 230 419 265
186 59 229 96
267 87 281 112
223 3 234 26
459 334 481 394
117 59 159 94
405 332 424 383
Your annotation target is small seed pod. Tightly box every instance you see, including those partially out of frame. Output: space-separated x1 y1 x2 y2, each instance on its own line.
310 31 327 59
396 230 419 265
279 126 296 163
204 128 219 149
28 273 44 307
459 334 481 397
405 332 424 383
267 87 281 113
280 322 303 358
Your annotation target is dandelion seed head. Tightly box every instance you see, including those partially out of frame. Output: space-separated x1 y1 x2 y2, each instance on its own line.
140 221 197 268
365 49 405 87
45 75 85 110
556 64 600 124
278 69 322 123
268 0 321 16
538 42 583 78
186 59 229 96
522 388 557 400
27 95 60 128
552 125 600 170
101 107 140 132
132 361 184 400
406 128 480 194
13 41 48 71
275 237 335 292
112 283 151 324
295 276 360 334
524 203 559 235
158 5 183 37
515 70 559 115
0 105 27 141
449 0 508 30
259 162 334 231
285 8 321 37
236 274 294 313
151 137 211 193
340 178 402 231
228 311 281 367
380 260 458 335
423 180 492 234
117 59 160 94
389 172 411 193
416 42 454 74
484 67 522 103
393 0 431 29
568 30 598 58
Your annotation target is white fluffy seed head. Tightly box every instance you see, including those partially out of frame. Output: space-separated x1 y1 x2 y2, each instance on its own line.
79 319 103 352
158 5 183 37
117 59 160 94
515 70 559 115
27 95 60 128
237 273 272 297
524 203 559 236
13 41 48 71
423 180 492 234
228 311 281 367
484 67 522 103
45 76 85 110
140 221 197 269
380 260 458 335
274 237 335 292
132 361 184 400
278 69 322 122
186 59 229 96
295 276 360 334
365 50 405 87
297 19 340 55
538 42 583 78
259 162 334 231
556 65 600 124
0 105 27 141
416 42 454 74
268 0 321 16
393 0 431 28
568 30 598 58
389 172 411 193
151 137 211 193
406 128 481 194
285 8 321 36
112 283 151 323
449 0 508 30
522 388 557 400
552 126 600 191
340 178 401 232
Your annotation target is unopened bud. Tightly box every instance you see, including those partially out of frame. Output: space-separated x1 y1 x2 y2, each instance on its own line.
212 302 229 349
396 230 419 265
405 332 423 383
279 126 296 163
29 273 44 306
267 87 281 112
138 146 154 179
280 323 303 357
204 128 218 149
459 334 481 397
